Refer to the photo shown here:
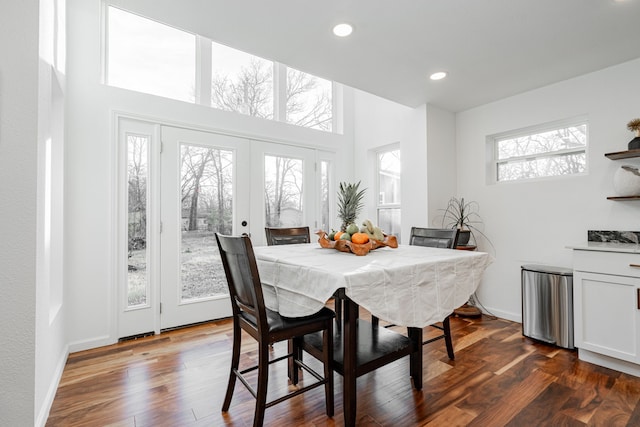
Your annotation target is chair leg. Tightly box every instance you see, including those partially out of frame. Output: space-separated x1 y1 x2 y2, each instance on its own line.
334 297 342 324
288 337 302 385
323 321 334 417
443 315 455 360
222 321 241 412
371 315 379 328
253 342 270 427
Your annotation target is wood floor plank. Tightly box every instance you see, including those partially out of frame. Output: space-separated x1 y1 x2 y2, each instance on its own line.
46 313 640 427
505 382 574 426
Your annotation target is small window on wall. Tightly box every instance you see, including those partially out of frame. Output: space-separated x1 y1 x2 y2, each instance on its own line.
491 119 588 182
376 147 401 240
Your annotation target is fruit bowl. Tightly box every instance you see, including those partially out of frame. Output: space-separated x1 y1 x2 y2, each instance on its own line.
316 230 398 256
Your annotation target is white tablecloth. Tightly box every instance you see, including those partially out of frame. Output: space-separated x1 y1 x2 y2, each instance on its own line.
254 243 492 328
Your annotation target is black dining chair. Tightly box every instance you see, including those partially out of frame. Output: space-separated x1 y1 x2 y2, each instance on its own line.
264 226 311 245
215 233 335 427
409 226 460 249
372 227 459 360
410 227 459 360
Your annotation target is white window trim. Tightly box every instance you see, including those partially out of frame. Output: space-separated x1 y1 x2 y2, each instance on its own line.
487 116 589 184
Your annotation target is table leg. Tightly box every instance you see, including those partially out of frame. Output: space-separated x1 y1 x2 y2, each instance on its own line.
408 327 423 390
343 297 358 427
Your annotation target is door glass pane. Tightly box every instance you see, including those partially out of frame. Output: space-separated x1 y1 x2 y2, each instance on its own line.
264 155 303 227
320 160 331 232
180 144 233 301
127 135 149 307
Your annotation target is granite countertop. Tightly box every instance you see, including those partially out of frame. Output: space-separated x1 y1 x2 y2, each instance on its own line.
568 241 640 254
568 230 640 253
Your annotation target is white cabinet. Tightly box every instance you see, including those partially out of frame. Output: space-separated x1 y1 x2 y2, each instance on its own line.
573 249 640 373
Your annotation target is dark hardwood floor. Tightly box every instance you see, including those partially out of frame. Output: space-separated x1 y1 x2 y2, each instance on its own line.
46 308 640 426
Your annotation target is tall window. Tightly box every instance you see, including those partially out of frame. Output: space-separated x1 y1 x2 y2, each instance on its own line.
376 147 401 239
105 6 337 133
320 160 331 232
492 119 588 182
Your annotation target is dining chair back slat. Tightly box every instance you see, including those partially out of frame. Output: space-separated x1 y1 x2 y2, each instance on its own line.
265 226 311 246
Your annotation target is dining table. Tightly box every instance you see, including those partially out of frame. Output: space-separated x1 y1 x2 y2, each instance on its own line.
253 241 492 426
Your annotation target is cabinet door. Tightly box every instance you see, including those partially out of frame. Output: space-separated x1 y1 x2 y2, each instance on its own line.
574 271 640 363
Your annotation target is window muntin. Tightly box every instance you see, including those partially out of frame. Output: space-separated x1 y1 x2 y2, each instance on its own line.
376 148 401 239
494 121 588 182
211 42 274 119
107 6 196 103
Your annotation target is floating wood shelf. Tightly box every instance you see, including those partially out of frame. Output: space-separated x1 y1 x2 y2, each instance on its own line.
605 150 640 200
604 149 640 160
607 196 640 201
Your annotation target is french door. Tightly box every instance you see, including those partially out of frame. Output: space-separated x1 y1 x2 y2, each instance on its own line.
118 120 329 337
159 126 250 329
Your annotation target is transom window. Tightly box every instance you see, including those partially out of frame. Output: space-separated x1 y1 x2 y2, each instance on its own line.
107 7 196 103
491 119 588 182
105 5 336 133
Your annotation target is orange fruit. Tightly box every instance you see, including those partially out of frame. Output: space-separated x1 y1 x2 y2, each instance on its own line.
351 232 370 244
334 231 344 241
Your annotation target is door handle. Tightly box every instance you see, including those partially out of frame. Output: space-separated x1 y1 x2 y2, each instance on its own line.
637 288 640 310
630 264 640 268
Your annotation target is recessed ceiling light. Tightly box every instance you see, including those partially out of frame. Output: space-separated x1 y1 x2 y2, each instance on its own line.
430 71 448 81
333 23 353 37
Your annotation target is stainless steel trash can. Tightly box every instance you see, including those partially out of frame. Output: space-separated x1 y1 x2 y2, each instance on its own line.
521 264 574 349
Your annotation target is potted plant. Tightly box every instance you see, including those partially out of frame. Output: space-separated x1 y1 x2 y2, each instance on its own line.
439 196 490 247
627 118 640 150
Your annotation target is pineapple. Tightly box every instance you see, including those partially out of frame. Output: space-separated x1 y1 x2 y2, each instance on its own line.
337 181 366 232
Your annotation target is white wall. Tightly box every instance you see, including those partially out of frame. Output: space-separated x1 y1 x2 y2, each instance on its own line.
0 3 39 424
353 89 426 242
352 93 458 243
426 104 457 228
65 0 355 351
35 1 69 424
1 1 68 425
456 58 640 321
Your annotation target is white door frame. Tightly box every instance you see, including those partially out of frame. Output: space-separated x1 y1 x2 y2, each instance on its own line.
115 117 161 338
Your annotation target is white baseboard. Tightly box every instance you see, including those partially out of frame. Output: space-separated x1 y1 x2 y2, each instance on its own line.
476 305 521 323
35 344 69 427
68 334 115 353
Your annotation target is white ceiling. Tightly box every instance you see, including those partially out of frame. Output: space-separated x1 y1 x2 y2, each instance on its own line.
112 0 640 112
